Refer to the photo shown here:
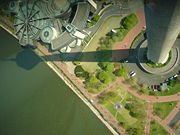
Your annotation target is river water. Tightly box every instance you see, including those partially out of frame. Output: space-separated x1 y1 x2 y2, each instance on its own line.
0 28 112 135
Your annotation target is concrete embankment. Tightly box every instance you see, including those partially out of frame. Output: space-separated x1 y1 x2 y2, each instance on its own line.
0 23 120 135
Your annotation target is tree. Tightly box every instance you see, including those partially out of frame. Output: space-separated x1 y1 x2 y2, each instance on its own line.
88 75 99 83
117 69 127 77
112 36 119 42
99 62 114 72
74 65 89 79
98 70 111 84
127 127 140 135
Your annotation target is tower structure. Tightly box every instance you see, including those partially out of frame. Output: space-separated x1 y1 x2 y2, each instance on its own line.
145 0 180 63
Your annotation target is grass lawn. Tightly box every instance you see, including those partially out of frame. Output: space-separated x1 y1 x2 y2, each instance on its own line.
80 15 123 72
153 101 178 120
150 120 170 135
99 85 147 135
105 102 137 126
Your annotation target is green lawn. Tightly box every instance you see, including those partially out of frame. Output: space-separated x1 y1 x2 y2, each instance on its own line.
99 85 147 135
153 101 178 120
150 120 170 135
105 102 137 126
80 15 123 72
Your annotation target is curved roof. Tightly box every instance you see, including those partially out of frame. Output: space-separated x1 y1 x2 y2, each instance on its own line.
40 27 57 43
54 0 69 9
14 1 48 45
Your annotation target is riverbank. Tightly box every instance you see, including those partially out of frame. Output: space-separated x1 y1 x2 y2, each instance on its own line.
0 20 120 135
34 48 120 135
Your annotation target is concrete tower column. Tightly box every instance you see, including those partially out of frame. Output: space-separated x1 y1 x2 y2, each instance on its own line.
145 0 180 63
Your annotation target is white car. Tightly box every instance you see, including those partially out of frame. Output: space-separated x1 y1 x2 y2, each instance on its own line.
124 60 128 63
129 71 136 77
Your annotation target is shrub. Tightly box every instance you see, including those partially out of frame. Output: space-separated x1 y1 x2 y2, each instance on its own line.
117 69 127 77
127 127 141 135
72 61 80 65
87 15 100 27
92 15 100 22
169 80 176 87
98 70 111 84
122 14 138 30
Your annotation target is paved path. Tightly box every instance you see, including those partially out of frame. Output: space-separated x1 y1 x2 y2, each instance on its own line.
112 8 146 61
143 102 180 135
101 76 180 103
164 102 180 124
152 115 177 135
144 102 153 135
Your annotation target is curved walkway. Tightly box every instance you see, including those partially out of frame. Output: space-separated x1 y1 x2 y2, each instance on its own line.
112 8 145 61
144 102 153 135
86 0 143 37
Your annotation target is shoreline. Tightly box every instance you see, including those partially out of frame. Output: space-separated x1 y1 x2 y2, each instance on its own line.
0 22 120 135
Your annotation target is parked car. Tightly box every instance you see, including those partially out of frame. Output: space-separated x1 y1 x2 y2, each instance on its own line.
150 85 160 91
124 60 128 63
129 71 136 77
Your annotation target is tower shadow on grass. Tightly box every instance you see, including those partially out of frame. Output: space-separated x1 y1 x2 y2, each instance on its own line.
4 47 148 70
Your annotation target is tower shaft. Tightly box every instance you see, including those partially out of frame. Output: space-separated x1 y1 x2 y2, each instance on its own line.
145 0 180 63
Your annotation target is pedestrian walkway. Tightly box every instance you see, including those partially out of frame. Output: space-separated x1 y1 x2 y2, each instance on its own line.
112 8 146 61
101 76 180 103
144 102 153 135
164 102 180 124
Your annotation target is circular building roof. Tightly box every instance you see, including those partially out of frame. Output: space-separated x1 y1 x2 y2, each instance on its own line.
40 26 57 43
14 1 48 45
